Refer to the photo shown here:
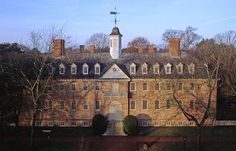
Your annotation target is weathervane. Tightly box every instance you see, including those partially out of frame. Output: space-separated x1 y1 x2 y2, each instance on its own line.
110 6 119 27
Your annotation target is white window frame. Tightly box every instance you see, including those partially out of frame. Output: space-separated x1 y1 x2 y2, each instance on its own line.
82 120 89 127
143 82 148 91
94 63 100 75
164 63 172 74
130 82 136 91
35 121 41 126
155 83 160 91
142 63 148 74
142 100 148 110
95 82 100 91
178 121 183 126
71 63 77 75
130 100 136 110
60 121 65 127
59 63 65 75
176 63 183 74
188 63 195 75
71 121 77 127
83 63 89 75
155 100 160 109
153 63 160 74
83 100 88 110
130 63 136 75
166 121 171 126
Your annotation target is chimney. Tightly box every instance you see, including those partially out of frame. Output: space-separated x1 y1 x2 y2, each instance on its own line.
89 45 95 54
138 46 144 53
52 39 65 58
148 44 156 53
168 38 180 56
80 45 85 54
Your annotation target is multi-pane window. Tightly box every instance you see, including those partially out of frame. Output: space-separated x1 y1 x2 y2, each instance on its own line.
71 101 76 110
83 63 89 75
83 82 88 91
155 83 160 91
143 82 148 91
82 121 89 127
142 63 148 74
190 100 194 109
130 82 136 91
165 63 172 74
190 83 195 91
60 100 65 110
130 100 135 110
155 100 160 109
178 82 183 90
130 63 136 74
176 63 183 74
71 63 77 75
95 101 100 110
71 83 76 91
166 99 171 109
166 82 172 90
188 63 195 74
83 100 88 110
95 82 100 91
153 63 160 74
95 63 100 75
143 100 148 109
71 121 77 127
59 63 65 75
60 121 65 127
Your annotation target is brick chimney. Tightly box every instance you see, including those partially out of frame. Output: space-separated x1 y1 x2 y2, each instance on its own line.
138 46 144 53
52 39 65 58
89 45 95 54
148 44 156 53
168 38 180 56
80 45 85 54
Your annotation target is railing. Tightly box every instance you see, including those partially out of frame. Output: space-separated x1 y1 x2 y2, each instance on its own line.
103 92 128 98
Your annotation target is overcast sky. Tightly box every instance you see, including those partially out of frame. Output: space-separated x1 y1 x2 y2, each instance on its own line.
0 0 236 47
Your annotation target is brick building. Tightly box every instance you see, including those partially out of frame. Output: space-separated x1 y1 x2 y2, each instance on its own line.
19 26 217 135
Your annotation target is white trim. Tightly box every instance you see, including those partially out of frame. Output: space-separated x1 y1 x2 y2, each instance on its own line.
164 63 172 74
142 63 148 74
130 82 136 91
94 63 100 75
83 63 89 75
71 63 77 75
59 63 65 75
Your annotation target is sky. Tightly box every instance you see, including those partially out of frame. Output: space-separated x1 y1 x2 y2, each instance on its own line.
0 0 236 47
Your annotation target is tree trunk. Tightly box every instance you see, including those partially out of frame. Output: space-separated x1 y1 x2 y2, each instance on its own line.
30 110 36 151
196 126 201 151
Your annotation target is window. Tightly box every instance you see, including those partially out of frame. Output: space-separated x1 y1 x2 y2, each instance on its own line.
154 121 159 126
59 84 64 91
190 100 195 109
153 63 160 74
176 63 183 74
166 121 171 126
35 121 41 126
59 63 65 75
130 82 136 91
143 100 148 109
178 82 183 90
95 101 100 110
141 121 149 127
190 83 195 91
60 100 65 110
166 82 172 90
83 63 89 75
188 63 195 74
178 121 183 126
60 121 65 127
48 100 52 111
164 63 172 74
155 83 160 91
83 100 88 110
130 63 136 74
95 82 100 90
94 63 100 75
71 63 77 75
71 83 76 91
143 82 148 91
82 121 89 127
166 99 171 109
155 100 160 109
130 100 136 110
71 101 76 110
83 82 88 91
189 121 195 126
48 121 54 127
142 63 148 74
71 121 77 127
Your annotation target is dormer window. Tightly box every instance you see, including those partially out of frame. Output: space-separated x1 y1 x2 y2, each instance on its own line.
71 63 77 75
164 63 172 74
153 63 160 74
188 63 195 75
176 63 183 74
59 63 65 75
142 63 148 74
130 63 136 75
94 63 100 75
83 63 89 75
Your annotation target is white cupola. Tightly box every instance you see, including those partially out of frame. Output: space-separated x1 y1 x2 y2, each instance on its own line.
109 27 122 59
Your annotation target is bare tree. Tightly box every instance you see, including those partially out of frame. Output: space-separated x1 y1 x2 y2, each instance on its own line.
162 26 202 50
85 33 109 50
214 30 236 47
127 37 151 48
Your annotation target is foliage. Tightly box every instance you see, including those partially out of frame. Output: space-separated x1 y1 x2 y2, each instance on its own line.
85 33 109 50
127 36 151 48
214 30 236 48
123 115 139 135
92 114 107 135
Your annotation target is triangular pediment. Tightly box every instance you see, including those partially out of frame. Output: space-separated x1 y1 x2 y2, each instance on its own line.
101 63 130 79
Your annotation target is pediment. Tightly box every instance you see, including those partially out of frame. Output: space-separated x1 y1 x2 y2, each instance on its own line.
101 63 130 79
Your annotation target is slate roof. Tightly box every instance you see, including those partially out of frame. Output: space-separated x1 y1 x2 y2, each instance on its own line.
52 51 207 79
